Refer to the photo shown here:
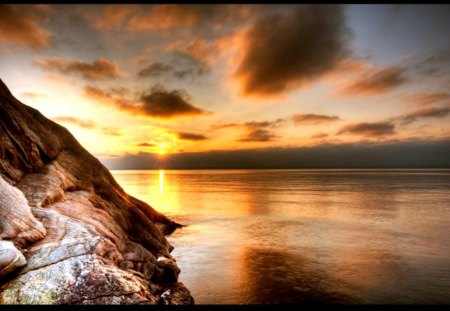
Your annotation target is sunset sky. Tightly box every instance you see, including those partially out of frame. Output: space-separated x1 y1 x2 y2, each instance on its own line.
1 4 449 168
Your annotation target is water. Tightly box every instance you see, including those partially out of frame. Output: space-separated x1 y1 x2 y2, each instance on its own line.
110 169 450 304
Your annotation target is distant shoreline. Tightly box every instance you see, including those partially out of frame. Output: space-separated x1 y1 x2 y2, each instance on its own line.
108 167 450 171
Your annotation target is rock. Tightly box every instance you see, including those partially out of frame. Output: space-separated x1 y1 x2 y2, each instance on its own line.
0 175 46 246
0 78 193 304
0 241 27 278
159 283 195 305
152 258 181 284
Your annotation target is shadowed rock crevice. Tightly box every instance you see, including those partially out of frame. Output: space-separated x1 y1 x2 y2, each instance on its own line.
0 78 193 304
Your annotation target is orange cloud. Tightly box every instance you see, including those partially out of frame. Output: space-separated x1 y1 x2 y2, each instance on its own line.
127 4 252 32
52 116 96 129
338 66 407 96
90 5 139 30
35 57 120 80
403 92 450 106
212 119 285 142
0 4 52 50
292 114 340 125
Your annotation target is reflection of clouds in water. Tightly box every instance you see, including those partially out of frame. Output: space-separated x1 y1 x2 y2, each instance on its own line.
238 247 358 304
111 169 450 304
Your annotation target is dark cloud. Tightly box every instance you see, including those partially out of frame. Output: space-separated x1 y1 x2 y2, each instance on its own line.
240 128 277 142
35 57 120 80
84 84 209 119
412 50 450 77
176 131 208 141
404 92 450 106
100 139 450 169
339 66 407 96
138 62 173 77
136 142 156 147
401 107 450 124
234 5 350 96
212 119 285 130
101 127 121 136
312 133 329 139
338 122 395 137
171 51 209 80
0 4 52 50
52 116 96 129
212 118 285 142
137 57 208 81
139 84 209 118
292 114 340 124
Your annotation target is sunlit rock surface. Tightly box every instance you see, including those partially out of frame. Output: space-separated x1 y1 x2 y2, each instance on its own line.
0 79 194 304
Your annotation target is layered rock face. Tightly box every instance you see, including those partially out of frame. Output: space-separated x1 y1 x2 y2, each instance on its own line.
0 79 193 304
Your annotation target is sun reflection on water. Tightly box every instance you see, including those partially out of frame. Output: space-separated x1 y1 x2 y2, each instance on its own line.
159 169 164 195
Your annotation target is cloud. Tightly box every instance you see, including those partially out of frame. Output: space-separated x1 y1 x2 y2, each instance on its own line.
85 84 210 119
101 127 121 136
240 128 277 142
312 133 329 139
0 4 52 50
212 118 285 142
292 114 340 124
137 56 208 81
412 50 450 77
139 85 209 118
233 5 350 97
100 139 450 169
401 106 450 124
403 92 450 106
20 92 47 99
51 116 122 136
138 62 173 77
34 57 120 80
52 116 96 129
337 122 395 137
126 4 254 34
212 119 285 130
171 51 209 80
89 5 139 30
176 131 208 141
136 142 156 147
339 66 407 96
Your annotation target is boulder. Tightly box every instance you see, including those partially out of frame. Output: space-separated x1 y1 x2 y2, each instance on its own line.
0 78 193 304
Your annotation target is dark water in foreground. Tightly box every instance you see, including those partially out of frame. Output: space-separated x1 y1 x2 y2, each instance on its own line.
111 169 450 304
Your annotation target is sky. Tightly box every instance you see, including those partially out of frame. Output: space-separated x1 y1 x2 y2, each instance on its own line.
1 4 450 168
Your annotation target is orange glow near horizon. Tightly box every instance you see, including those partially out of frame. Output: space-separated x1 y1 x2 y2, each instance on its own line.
159 169 164 195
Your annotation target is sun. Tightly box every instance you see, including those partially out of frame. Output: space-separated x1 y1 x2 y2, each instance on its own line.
159 147 165 156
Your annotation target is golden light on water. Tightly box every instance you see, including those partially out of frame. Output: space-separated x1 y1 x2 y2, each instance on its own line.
159 169 164 195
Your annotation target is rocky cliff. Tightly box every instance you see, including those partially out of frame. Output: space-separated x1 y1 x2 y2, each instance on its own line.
0 79 193 304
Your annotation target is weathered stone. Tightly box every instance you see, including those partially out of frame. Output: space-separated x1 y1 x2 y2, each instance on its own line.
152 258 181 284
159 283 195 305
0 175 46 246
0 78 193 304
0 241 27 278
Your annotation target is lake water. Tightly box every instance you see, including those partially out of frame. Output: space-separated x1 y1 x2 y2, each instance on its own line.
110 169 450 304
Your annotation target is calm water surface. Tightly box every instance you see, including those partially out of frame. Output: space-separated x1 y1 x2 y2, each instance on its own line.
111 169 450 304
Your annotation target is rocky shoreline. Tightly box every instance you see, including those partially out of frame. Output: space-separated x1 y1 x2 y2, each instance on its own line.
0 79 193 304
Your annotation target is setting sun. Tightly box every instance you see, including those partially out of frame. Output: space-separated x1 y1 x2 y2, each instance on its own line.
0 4 449 306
